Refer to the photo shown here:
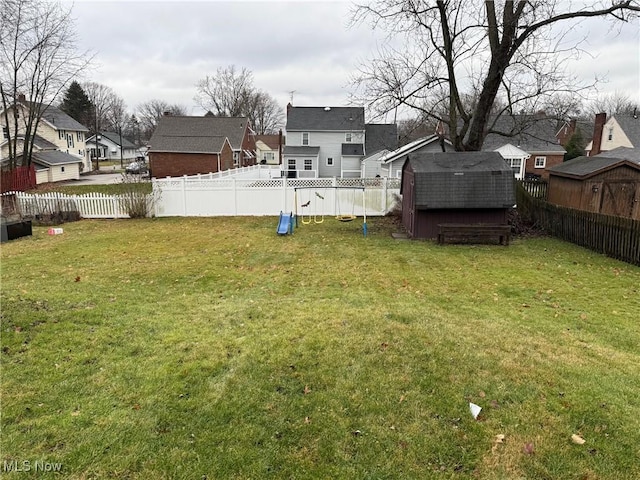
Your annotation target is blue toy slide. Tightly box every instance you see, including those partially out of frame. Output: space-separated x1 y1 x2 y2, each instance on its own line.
277 212 293 235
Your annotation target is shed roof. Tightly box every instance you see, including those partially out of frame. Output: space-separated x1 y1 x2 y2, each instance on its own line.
286 107 365 131
402 151 515 209
547 153 640 179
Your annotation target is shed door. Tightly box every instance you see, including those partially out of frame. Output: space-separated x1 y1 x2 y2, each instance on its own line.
600 182 636 218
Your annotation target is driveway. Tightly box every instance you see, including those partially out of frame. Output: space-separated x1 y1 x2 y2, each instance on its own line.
64 173 125 186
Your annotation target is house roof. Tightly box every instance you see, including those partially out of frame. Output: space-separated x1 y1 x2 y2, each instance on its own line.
595 146 640 162
402 151 516 209
88 131 137 149
613 114 640 146
256 134 281 150
365 124 398 155
33 135 58 150
494 143 530 159
22 101 89 132
342 143 364 156
283 146 320 156
0 134 58 151
31 150 83 166
379 135 451 164
286 107 365 131
547 153 640 179
149 116 250 153
481 115 566 154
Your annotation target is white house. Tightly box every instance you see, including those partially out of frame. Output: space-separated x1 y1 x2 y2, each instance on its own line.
1 97 87 180
85 131 140 165
255 133 282 165
494 144 530 180
372 135 454 178
586 113 639 156
283 105 397 178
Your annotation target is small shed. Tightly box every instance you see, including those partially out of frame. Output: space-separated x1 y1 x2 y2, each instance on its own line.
547 152 640 219
400 152 516 239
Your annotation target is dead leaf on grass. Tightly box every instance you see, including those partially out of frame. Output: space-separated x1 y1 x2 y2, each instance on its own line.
571 434 586 445
494 434 505 443
303 385 311 395
523 442 535 455
75 276 81 282
304 416 311 424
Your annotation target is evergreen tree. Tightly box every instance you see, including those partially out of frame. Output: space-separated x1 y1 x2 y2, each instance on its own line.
564 129 586 161
59 81 93 128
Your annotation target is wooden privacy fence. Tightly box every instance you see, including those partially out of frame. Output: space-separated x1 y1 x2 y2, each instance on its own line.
1 165 36 193
520 192 640 266
9 192 133 219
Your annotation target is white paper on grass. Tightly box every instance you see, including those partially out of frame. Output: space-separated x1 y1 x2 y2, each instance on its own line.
469 402 482 419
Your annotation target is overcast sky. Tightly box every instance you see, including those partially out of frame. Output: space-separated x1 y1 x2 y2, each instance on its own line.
68 1 639 120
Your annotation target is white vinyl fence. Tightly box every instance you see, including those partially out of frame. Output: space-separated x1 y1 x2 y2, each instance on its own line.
152 176 401 217
3 172 401 220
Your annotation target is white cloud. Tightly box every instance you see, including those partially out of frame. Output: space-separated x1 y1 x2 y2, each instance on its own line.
66 1 639 118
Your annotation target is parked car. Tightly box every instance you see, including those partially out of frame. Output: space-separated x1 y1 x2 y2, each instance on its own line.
125 161 148 174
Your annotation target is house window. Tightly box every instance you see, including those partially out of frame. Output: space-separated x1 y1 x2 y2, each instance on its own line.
288 158 296 170
302 132 309 146
2 126 8 139
233 151 239 166
509 158 522 175
77 132 83 142
534 156 546 168
327 157 334 166
607 128 613 141
58 130 64 140
61 166 65 173
345 133 352 142
304 159 312 170
67 134 74 148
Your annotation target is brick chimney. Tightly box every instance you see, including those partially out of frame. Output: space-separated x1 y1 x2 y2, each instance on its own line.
590 112 606 156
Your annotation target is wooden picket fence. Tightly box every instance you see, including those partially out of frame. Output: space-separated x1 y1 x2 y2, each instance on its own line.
518 185 640 266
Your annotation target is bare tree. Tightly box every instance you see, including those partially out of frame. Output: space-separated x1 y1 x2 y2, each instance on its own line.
586 92 639 117
0 0 92 168
351 1 640 151
136 99 187 141
249 91 285 134
82 82 127 134
195 65 254 117
195 65 284 133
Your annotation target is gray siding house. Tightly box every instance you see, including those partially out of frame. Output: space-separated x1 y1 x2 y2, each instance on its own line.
283 105 397 178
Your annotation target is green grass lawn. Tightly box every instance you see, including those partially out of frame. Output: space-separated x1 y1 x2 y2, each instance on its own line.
1 217 639 479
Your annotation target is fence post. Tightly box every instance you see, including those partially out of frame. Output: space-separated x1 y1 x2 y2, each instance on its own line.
182 176 187 216
382 177 388 213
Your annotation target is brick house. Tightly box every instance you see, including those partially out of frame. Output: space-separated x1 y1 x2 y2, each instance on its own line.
148 116 256 178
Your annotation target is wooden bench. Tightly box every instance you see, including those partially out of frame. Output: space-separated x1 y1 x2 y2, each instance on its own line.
437 223 511 246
